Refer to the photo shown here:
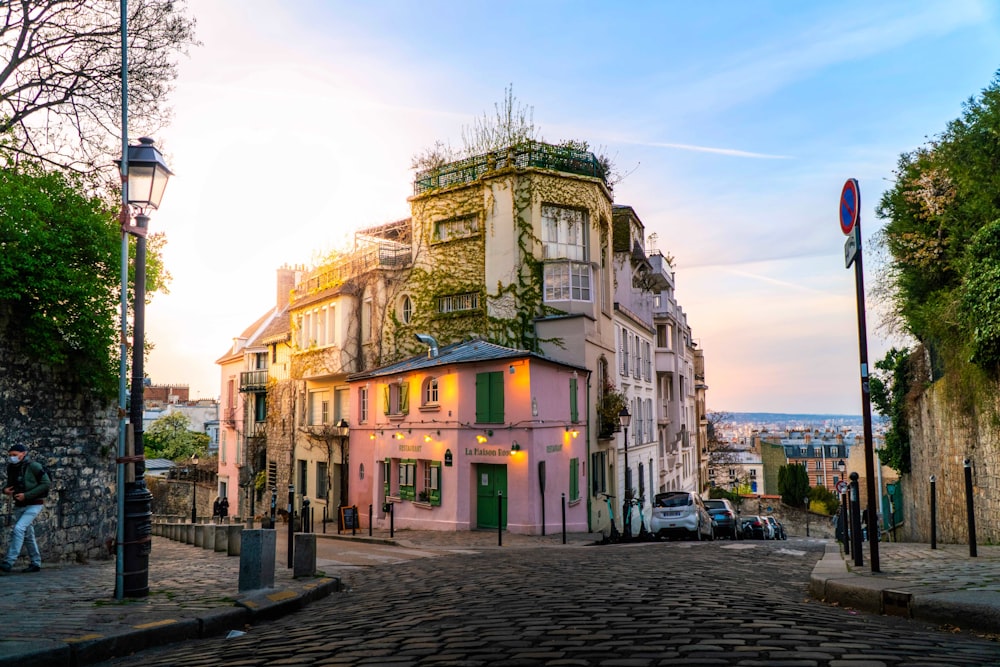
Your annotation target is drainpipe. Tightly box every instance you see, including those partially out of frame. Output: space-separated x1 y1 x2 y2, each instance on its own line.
586 374 593 533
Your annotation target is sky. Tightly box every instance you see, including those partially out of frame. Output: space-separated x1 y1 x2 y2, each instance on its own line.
142 0 1000 415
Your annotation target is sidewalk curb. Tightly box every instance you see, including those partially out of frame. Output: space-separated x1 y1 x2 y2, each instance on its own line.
0 576 342 667
809 543 1000 636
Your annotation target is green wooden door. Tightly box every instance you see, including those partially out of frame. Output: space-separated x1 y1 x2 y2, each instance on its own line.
475 463 508 529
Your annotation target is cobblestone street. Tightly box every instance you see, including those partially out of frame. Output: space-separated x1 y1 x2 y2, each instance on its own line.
100 537 1000 666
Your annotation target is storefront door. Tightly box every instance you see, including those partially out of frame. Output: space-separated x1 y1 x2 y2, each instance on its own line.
475 463 507 529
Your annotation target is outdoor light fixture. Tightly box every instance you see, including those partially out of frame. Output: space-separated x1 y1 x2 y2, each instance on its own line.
476 434 488 444
837 459 846 474
116 135 173 600
511 442 521 452
618 405 632 538
424 434 433 443
369 433 376 440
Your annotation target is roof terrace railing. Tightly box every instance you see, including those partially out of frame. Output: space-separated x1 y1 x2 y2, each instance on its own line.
414 141 607 195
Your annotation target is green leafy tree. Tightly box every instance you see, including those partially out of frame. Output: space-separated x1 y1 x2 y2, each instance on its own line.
777 463 810 507
0 163 169 398
808 485 839 516
869 347 913 474
0 0 198 172
876 71 1000 375
144 411 209 461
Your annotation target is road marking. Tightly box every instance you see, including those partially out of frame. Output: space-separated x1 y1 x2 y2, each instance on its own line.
777 548 807 557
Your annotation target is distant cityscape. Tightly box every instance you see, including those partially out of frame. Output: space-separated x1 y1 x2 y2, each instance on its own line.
725 412 883 432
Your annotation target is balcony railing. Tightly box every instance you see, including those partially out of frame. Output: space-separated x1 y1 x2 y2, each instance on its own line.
414 141 607 195
239 370 268 393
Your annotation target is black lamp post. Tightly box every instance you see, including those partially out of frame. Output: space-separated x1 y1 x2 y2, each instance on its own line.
190 453 199 523
117 137 173 599
837 459 848 552
336 418 349 509
618 406 631 538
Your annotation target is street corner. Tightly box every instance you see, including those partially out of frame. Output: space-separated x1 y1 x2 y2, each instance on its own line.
235 576 341 621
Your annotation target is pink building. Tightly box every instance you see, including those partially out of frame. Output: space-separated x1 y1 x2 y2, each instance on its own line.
347 338 590 534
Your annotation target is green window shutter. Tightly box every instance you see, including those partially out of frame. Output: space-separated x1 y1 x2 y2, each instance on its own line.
429 461 442 506
382 385 390 415
489 371 504 422
399 459 416 500
475 372 489 422
570 457 580 501
569 377 579 423
383 459 390 498
400 382 410 414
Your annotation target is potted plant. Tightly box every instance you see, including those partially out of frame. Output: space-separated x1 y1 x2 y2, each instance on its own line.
597 382 627 439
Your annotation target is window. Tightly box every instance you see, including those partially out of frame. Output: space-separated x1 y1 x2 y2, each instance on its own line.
433 214 479 243
569 457 580 501
815 461 823 471
543 261 591 301
816 476 823 485
383 381 410 416
297 459 308 496
400 295 413 324
620 329 630 376
633 335 641 378
335 387 349 422
476 371 504 424
254 393 266 423
437 292 479 314
422 377 439 406
309 390 330 425
645 398 653 441
542 205 587 260
591 450 607 495
643 341 652 380
475 371 504 423
569 376 579 423
316 462 329 499
420 460 442 505
359 386 369 423
399 459 416 500
362 298 373 341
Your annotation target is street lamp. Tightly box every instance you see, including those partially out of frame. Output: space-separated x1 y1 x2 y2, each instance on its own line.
117 137 173 600
837 459 848 551
335 418 349 509
190 453 199 523
618 406 631 538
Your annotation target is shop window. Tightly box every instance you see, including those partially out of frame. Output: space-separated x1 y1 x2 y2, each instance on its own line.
399 459 416 500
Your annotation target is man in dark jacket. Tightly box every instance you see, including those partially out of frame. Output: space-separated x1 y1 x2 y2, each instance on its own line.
2 444 50 573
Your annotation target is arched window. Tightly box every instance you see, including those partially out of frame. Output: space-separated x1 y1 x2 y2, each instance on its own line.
401 295 413 324
422 377 439 406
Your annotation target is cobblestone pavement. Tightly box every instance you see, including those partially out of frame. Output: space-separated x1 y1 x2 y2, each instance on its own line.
98 536 1000 667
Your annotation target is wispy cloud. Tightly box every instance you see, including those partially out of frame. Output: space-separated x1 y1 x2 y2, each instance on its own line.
624 140 790 159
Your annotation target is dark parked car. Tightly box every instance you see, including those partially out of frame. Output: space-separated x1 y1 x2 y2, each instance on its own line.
741 515 768 539
704 498 741 539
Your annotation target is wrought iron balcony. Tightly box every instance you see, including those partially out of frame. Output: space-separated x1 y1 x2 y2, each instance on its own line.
239 370 268 392
414 141 607 195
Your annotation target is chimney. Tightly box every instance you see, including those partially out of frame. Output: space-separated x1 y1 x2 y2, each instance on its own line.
276 265 297 309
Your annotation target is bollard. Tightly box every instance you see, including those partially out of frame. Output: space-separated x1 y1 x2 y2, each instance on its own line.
303 497 311 534
352 505 358 536
202 525 216 550
293 533 317 578
389 501 394 537
226 524 243 556
214 524 228 552
369 504 373 536
287 484 295 569
850 472 863 567
930 475 937 550
561 492 566 545
498 491 503 547
964 459 977 557
238 529 276 592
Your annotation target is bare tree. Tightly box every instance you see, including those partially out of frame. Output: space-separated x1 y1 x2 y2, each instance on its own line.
0 0 198 172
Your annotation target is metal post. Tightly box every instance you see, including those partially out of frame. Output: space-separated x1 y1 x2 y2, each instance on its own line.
302 497 310 533
850 472 863 567
190 471 197 524
269 487 277 529
803 496 809 537
622 425 631 539
115 0 130 603
498 491 503 547
841 492 850 556
352 505 358 536
964 459 977 557
538 461 546 537
368 504 373 536
929 475 937 550
561 492 566 545
286 484 294 568
389 501 394 538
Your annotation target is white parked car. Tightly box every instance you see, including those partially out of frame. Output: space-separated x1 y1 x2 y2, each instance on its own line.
650 491 714 541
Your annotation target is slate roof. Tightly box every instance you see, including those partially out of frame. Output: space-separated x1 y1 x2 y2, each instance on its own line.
348 339 587 381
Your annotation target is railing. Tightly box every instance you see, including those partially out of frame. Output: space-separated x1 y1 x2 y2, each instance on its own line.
295 243 412 295
414 141 607 195
239 370 268 392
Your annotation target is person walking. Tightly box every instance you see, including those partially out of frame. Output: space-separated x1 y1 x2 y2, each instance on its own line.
2 444 50 573
220 496 229 522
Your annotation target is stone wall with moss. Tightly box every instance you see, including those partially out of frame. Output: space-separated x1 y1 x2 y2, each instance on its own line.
0 313 118 563
901 381 1000 544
